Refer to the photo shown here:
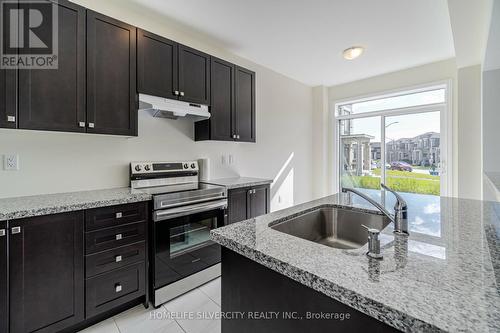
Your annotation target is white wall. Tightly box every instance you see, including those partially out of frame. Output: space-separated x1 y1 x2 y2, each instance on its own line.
314 59 459 198
457 65 483 200
0 0 314 209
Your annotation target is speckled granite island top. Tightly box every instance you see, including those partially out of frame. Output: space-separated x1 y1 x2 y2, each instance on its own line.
0 188 152 221
202 177 272 189
211 193 500 332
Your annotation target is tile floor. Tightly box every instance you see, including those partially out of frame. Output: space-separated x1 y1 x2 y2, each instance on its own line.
79 277 221 333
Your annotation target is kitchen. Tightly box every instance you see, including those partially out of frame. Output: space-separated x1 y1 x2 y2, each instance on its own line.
0 0 499 332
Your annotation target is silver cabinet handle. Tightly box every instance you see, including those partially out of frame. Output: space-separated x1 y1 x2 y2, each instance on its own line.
7 115 16 123
115 284 122 293
115 212 122 219
0 229 5 237
78 121 85 128
115 255 122 263
11 226 21 234
232 134 236 139
180 91 185 96
115 234 122 240
88 122 95 128
236 135 240 139
174 90 179 96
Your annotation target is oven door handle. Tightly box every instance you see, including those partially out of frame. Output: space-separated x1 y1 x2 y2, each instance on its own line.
153 199 227 222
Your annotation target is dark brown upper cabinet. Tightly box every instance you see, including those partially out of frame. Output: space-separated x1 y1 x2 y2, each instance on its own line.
235 66 256 142
195 57 235 141
195 61 255 142
178 44 210 105
137 29 178 100
137 33 210 105
0 69 17 129
9 212 84 333
87 10 137 136
18 0 86 133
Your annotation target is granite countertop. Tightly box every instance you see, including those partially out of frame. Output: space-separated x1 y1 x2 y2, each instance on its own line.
211 193 500 332
202 177 273 189
0 188 152 221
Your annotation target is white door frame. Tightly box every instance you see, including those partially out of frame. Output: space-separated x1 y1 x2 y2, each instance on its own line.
331 80 453 197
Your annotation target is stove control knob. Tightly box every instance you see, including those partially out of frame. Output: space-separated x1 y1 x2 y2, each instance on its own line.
183 163 189 169
144 165 151 171
190 163 196 169
134 165 142 172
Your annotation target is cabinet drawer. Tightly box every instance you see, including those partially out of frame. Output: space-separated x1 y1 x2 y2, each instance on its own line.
86 222 145 254
86 202 147 231
86 241 145 278
86 263 145 318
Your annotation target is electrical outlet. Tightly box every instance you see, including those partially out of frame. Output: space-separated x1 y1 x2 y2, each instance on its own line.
4 154 19 171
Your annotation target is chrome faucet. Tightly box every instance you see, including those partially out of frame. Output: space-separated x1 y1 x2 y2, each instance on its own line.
341 184 409 235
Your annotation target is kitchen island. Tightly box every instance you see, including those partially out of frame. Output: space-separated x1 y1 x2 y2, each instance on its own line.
210 193 500 332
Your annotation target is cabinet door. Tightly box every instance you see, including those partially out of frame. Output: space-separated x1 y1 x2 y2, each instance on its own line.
234 66 255 142
178 44 210 105
209 57 234 140
249 186 270 218
18 0 86 133
0 222 7 333
0 68 17 128
137 29 178 99
228 188 250 224
87 11 137 136
9 212 84 333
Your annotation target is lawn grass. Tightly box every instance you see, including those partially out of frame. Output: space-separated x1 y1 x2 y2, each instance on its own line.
371 168 440 181
342 175 440 196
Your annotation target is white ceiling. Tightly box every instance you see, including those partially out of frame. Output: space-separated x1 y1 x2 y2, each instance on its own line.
129 0 455 86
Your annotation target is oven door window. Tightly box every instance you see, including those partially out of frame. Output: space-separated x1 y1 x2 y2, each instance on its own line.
154 207 223 288
170 216 213 257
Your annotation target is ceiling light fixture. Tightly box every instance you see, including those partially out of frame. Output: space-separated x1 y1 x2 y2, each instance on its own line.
343 46 364 60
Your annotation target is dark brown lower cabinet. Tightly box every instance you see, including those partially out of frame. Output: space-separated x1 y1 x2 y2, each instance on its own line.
86 262 145 318
227 185 270 225
228 187 250 224
250 186 269 218
0 221 8 333
9 212 84 333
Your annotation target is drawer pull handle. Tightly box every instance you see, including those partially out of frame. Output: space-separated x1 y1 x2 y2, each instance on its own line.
115 255 122 262
191 258 201 263
115 234 122 240
115 284 122 293
11 227 21 235
115 212 122 219
0 229 5 237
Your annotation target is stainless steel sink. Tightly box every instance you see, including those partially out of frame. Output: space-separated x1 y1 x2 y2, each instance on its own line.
270 207 391 249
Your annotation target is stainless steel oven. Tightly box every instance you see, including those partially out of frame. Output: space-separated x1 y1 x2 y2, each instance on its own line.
130 161 227 307
153 199 226 290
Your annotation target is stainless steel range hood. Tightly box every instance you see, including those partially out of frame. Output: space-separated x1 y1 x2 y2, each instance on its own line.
138 94 210 121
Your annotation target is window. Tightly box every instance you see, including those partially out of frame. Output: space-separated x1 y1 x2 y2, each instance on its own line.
337 88 445 116
335 84 450 199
